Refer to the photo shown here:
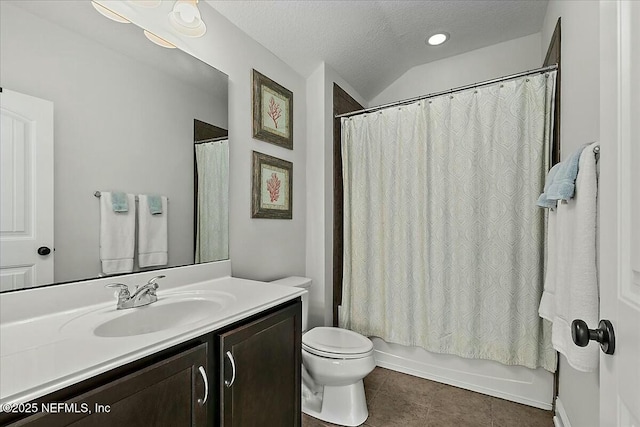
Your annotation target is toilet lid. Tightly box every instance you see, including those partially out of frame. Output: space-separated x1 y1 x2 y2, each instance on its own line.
302 327 373 358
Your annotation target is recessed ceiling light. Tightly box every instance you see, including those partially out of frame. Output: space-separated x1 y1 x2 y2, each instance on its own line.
91 1 131 24
143 30 177 49
427 33 449 46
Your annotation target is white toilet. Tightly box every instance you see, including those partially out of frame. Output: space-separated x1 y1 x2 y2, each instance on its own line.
272 277 375 427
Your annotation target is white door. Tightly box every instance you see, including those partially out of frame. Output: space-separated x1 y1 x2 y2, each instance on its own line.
599 1 640 426
0 89 54 291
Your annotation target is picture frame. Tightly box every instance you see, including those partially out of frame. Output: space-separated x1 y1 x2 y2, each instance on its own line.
252 151 293 219
252 69 293 149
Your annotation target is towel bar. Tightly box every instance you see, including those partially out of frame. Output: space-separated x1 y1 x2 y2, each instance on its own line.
94 191 169 202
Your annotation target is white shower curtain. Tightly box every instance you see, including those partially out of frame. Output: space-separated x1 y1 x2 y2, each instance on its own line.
340 72 557 371
195 140 229 263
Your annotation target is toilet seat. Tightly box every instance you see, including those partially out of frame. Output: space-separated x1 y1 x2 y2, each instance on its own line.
302 327 373 359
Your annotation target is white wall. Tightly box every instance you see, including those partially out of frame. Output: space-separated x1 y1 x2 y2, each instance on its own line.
0 4 226 283
68 1 309 282
543 2 600 158
306 62 366 328
305 64 326 327
370 33 542 106
541 2 601 427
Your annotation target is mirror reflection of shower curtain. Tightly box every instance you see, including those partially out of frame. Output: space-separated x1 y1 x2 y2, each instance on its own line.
195 140 229 263
340 71 557 371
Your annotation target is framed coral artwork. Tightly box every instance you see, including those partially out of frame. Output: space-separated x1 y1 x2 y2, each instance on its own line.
251 151 293 219
252 69 293 149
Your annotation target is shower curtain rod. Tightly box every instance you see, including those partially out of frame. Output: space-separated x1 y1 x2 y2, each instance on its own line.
194 136 228 144
335 64 558 119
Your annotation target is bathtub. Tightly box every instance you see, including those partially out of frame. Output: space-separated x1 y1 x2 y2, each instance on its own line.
371 337 554 410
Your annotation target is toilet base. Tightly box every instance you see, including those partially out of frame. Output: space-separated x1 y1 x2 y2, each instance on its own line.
302 380 368 427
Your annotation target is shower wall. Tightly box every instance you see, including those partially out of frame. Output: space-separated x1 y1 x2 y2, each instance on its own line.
364 32 554 408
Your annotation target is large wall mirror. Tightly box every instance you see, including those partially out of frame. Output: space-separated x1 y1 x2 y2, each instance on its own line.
0 1 229 292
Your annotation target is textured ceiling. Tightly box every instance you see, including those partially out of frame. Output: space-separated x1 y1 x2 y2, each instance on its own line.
207 0 549 101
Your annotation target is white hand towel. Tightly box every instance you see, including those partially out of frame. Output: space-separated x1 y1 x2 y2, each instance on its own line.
538 208 557 321
137 195 168 268
538 142 599 372
100 192 135 275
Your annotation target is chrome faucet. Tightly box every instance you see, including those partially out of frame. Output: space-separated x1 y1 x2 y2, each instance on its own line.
106 275 166 309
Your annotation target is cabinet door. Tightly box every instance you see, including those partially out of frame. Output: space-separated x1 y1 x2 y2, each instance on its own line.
11 343 209 427
219 301 301 427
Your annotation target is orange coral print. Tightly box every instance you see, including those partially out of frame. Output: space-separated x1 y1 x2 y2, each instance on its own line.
267 97 282 129
266 172 281 202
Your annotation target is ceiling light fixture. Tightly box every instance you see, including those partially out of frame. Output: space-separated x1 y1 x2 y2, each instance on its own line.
143 30 177 49
168 0 207 38
427 33 449 46
91 1 131 24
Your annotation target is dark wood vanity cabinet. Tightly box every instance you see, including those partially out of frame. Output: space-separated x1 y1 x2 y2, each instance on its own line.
1 299 301 427
217 301 302 427
7 344 208 427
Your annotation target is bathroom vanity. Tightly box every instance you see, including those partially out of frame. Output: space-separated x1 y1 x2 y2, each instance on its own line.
0 262 303 427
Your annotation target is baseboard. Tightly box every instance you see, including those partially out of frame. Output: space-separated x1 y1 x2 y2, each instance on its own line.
553 397 571 427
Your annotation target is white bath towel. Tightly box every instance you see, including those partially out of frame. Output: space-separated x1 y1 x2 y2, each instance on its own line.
137 195 168 268
100 192 135 275
538 142 599 372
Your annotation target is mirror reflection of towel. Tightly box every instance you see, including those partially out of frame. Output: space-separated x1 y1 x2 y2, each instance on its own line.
148 195 163 215
100 192 135 274
111 191 129 212
137 195 168 268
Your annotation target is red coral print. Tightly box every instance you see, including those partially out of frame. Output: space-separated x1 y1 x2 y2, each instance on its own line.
266 173 281 202
267 97 282 128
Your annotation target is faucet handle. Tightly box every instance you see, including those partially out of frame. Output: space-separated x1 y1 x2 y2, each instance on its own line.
106 283 130 299
146 275 166 289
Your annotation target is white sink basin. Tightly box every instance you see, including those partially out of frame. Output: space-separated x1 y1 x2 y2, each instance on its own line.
60 291 236 338
94 299 222 337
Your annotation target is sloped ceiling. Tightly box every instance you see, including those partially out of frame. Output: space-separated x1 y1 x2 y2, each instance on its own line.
207 0 548 101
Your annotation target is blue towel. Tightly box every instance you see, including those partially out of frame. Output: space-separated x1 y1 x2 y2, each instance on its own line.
536 164 560 208
148 195 163 215
537 144 588 208
111 192 129 213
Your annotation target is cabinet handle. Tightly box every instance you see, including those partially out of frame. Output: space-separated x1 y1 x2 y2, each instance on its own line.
197 366 209 405
224 351 236 387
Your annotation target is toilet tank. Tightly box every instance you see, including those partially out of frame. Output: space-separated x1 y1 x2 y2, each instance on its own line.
271 276 311 332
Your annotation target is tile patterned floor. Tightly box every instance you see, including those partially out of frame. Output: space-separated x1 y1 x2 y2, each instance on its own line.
302 367 554 427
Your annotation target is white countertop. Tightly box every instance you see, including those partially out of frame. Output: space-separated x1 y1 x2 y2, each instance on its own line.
0 265 304 406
